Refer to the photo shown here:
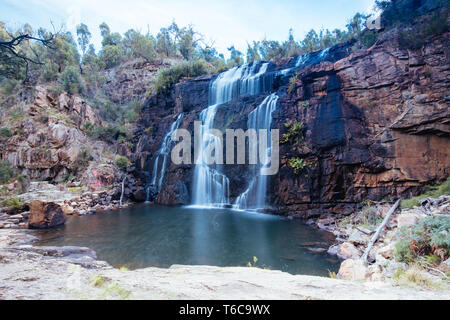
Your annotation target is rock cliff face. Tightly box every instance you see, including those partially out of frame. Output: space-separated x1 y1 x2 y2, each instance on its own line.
99 58 178 104
0 85 105 182
134 30 449 216
274 29 450 216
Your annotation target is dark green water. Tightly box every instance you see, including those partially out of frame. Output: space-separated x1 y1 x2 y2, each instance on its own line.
35 204 340 276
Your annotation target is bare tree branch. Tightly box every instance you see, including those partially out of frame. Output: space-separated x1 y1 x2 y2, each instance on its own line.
0 32 55 81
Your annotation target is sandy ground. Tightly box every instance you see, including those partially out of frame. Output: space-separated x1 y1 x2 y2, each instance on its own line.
0 229 448 300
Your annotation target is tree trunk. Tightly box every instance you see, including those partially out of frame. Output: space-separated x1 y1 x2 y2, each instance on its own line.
361 199 401 263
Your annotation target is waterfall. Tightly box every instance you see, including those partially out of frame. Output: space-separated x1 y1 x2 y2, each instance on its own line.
149 113 184 195
234 93 279 210
190 48 334 209
296 47 331 68
191 61 270 207
208 61 270 105
276 47 332 78
191 103 230 206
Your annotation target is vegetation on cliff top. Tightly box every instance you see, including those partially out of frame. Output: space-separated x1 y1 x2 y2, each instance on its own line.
401 178 450 209
155 59 212 93
1 0 447 101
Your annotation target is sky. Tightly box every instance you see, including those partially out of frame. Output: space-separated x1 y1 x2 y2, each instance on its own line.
1 0 377 57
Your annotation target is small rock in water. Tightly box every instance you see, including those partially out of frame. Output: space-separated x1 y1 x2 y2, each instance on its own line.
327 245 339 256
305 247 327 253
280 256 296 261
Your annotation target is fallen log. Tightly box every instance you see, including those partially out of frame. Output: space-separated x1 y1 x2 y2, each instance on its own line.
361 199 401 263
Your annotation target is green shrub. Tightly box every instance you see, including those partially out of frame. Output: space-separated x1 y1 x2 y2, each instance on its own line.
361 30 378 48
398 12 448 50
16 174 28 193
126 99 143 123
215 65 229 74
144 127 153 134
301 101 310 108
422 11 449 38
74 148 93 172
0 78 18 95
115 156 131 170
394 239 415 263
281 121 305 145
437 178 450 195
124 108 138 123
287 73 299 94
2 197 25 210
99 45 123 69
59 66 84 94
83 121 93 132
287 157 314 175
401 196 421 209
155 60 210 94
394 215 450 263
90 275 106 287
40 61 59 82
377 0 448 29
401 178 450 209
358 206 383 227
0 160 14 183
393 265 441 289
85 123 129 143
0 127 13 138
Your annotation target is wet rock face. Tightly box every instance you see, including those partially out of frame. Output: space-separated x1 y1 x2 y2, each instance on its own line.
28 200 66 229
134 31 450 215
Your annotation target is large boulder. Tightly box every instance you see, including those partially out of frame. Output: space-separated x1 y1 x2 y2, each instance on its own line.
337 242 361 260
441 258 450 273
338 259 368 280
48 123 69 147
348 229 369 245
28 200 66 229
397 212 423 228
132 188 147 202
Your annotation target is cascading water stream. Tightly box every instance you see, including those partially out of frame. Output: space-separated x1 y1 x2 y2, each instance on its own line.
146 113 184 200
191 103 230 206
191 62 270 207
234 93 279 210
190 48 333 209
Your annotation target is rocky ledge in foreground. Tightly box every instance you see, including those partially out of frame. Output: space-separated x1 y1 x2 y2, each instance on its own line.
0 229 447 300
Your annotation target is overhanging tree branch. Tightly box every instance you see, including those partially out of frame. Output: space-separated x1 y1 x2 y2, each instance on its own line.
0 33 55 81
